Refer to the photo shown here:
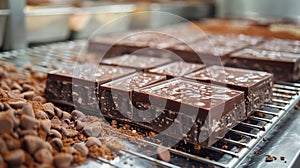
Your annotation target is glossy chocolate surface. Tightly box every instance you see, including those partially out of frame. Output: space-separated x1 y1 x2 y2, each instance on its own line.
138 78 244 110
149 61 205 78
50 63 136 83
101 72 166 91
230 48 300 63
253 38 300 53
185 66 273 89
101 54 172 70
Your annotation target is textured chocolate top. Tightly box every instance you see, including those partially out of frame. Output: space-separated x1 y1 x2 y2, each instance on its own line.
49 63 135 83
101 72 166 91
171 41 240 56
149 61 205 77
253 39 300 53
169 33 263 56
139 78 244 110
185 66 272 88
207 34 264 46
102 54 172 69
230 48 300 63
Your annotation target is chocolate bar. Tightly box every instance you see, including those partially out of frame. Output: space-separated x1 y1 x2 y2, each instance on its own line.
149 61 205 79
252 38 300 53
133 78 246 147
44 63 135 113
101 54 173 71
185 66 273 115
167 34 263 65
227 48 300 81
88 23 206 57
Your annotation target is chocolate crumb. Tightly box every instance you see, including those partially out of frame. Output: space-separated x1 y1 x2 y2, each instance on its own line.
265 155 274 162
280 156 285 161
156 146 171 162
254 150 260 155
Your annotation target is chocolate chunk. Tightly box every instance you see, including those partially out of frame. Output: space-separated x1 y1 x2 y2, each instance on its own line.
12 82 23 91
7 99 26 109
36 110 49 120
0 111 14 133
22 83 34 91
53 106 63 118
265 155 274 162
24 135 47 154
7 91 23 99
43 103 55 118
21 103 35 117
86 137 102 147
0 102 5 111
34 148 53 164
18 129 38 136
71 110 85 121
0 155 5 168
20 115 40 130
73 143 89 156
53 153 73 168
22 91 36 100
156 146 171 162
49 129 62 139
280 156 285 161
4 149 25 167
74 120 84 131
40 119 51 134
0 137 8 154
83 125 101 137
32 96 46 104
50 138 63 152
51 117 62 126
61 112 72 120
61 128 78 138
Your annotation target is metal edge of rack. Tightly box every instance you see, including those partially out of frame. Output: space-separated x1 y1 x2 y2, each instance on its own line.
229 84 300 168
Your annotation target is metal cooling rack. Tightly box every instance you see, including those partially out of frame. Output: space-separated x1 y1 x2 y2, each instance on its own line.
1 41 300 168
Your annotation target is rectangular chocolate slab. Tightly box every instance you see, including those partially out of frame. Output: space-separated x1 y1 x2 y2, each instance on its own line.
185 66 273 115
227 48 300 81
252 38 300 53
133 78 246 147
44 63 136 113
99 72 166 120
149 61 205 79
167 34 264 65
101 54 173 71
88 23 206 57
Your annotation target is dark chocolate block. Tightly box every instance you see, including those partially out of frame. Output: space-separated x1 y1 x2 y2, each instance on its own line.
167 34 264 65
149 61 205 79
227 48 300 81
101 54 173 71
44 63 136 113
133 78 246 147
252 38 300 53
88 23 206 57
185 66 273 115
99 72 166 120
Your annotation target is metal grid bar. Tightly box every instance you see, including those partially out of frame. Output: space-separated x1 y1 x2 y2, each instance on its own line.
1 41 300 168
